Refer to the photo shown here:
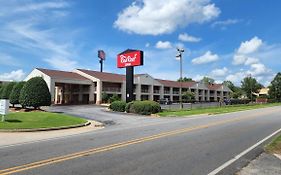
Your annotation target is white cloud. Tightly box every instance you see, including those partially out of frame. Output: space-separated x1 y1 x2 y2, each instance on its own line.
192 51 219 64
210 67 228 77
114 0 220 35
0 69 25 81
211 19 240 28
44 57 78 71
145 43 150 47
155 41 173 49
248 63 271 76
237 36 263 55
15 2 69 12
178 33 201 42
244 57 259 65
232 37 263 66
226 71 246 85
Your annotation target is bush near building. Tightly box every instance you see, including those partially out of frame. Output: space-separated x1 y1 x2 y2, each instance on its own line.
19 77 51 109
109 94 121 103
0 82 17 99
109 101 126 112
10 81 26 107
126 101 161 115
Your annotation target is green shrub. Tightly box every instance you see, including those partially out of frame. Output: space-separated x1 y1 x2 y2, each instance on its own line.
125 101 135 113
109 94 121 103
10 81 26 106
19 77 51 109
127 100 161 115
109 101 126 112
0 82 17 99
101 92 109 103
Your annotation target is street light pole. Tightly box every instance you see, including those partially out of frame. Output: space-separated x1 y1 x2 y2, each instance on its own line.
176 48 184 109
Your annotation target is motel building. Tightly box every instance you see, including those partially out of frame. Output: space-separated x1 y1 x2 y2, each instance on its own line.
24 68 232 105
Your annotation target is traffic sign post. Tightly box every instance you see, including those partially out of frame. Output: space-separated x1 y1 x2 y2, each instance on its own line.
0 99 9 122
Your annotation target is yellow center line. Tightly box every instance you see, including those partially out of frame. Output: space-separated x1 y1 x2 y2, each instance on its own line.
0 109 279 175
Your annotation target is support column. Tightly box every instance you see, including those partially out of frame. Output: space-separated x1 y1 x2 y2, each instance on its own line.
96 80 103 104
89 83 95 104
121 82 126 101
149 85 153 101
160 86 164 99
136 84 141 100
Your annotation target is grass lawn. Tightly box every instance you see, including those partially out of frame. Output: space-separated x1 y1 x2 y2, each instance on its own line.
265 134 281 155
0 112 87 130
158 103 281 117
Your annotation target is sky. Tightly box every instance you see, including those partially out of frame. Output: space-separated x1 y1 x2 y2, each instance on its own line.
0 0 281 86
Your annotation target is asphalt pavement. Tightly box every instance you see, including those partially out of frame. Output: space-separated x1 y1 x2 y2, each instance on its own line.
0 105 281 175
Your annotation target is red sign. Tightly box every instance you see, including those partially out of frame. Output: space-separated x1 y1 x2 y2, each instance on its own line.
98 50 106 60
117 49 143 68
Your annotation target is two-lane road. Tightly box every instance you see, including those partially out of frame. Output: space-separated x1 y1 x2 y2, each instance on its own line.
1 106 281 175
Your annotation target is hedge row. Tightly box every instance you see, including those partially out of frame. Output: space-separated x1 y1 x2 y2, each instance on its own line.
109 100 161 115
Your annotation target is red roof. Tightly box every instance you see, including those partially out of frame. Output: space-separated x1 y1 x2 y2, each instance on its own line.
208 83 223 90
156 79 197 88
37 68 90 81
77 69 125 82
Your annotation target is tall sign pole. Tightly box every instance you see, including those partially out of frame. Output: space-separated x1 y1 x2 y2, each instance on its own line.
117 49 144 103
98 50 106 72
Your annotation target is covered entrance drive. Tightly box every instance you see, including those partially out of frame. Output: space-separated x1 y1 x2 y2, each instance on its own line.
54 83 91 105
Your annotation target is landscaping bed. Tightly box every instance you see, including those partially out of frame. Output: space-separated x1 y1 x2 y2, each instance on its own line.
0 112 88 130
158 103 281 117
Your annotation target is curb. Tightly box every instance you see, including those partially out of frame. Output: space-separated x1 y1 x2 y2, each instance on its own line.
0 121 95 132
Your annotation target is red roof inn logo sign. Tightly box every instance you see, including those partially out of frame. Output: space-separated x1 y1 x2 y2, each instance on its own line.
117 49 143 68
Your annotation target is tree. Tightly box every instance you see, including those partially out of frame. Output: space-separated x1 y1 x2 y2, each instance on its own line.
241 76 263 100
201 77 215 84
223 80 244 99
269 72 281 102
10 81 26 107
182 91 195 102
0 82 17 99
19 77 51 109
178 77 193 82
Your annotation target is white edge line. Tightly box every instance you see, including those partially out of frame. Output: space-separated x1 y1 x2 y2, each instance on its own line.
207 127 281 175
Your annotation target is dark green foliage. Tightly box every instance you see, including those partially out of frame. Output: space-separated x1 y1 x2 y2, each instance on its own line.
10 81 26 105
223 80 244 99
178 77 193 82
109 101 126 112
0 82 17 99
125 101 134 113
126 101 161 115
269 72 281 102
201 77 215 84
228 99 251 105
101 92 109 103
19 77 51 109
109 94 121 103
241 76 263 100
182 91 195 102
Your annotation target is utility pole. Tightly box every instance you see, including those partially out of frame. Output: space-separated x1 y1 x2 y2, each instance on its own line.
176 48 184 109
249 74 253 103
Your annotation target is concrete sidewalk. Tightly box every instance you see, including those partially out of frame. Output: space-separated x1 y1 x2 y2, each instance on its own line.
238 153 281 175
0 120 103 148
